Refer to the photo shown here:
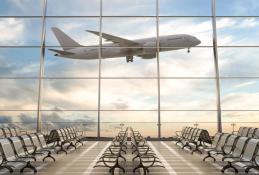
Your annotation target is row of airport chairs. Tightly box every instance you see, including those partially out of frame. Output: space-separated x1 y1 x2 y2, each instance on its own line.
130 127 165 174
234 127 259 138
0 132 55 173
174 127 212 154
0 127 27 138
203 132 259 173
48 127 85 154
94 128 128 174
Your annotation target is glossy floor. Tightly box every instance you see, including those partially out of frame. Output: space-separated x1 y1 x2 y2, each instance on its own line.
2 141 258 175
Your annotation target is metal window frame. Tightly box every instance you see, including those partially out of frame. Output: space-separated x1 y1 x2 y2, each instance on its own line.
3 0 259 135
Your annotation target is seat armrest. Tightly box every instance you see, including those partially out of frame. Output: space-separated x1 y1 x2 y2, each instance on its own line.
76 130 84 136
20 130 28 134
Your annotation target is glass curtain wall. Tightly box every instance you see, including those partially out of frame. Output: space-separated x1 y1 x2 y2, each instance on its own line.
0 0 258 138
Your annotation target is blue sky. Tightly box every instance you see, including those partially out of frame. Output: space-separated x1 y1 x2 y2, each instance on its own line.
0 0 259 136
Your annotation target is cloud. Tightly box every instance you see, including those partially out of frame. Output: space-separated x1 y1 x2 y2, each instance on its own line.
0 18 25 45
233 81 256 89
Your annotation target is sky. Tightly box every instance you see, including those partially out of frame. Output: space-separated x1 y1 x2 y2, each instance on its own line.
0 0 259 137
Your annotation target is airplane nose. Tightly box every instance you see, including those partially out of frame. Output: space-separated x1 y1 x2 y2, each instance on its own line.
195 38 201 45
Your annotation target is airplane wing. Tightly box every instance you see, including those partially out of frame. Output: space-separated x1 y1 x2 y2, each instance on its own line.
86 30 139 47
49 49 74 55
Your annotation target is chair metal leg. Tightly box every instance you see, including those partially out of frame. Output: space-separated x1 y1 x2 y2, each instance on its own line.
43 152 56 162
20 161 37 173
221 161 238 174
203 153 216 162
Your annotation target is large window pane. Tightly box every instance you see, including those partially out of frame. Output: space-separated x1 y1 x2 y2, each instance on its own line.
219 47 259 77
100 111 157 137
221 79 259 110
101 79 158 110
103 0 156 16
45 47 99 77
222 111 259 134
217 17 259 46
42 111 97 137
162 111 217 137
217 0 259 16
0 48 40 77
42 79 98 110
160 48 214 77
159 18 212 46
0 111 37 131
46 18 99 46
160 0 211 16
0 0 42 16
161 79 216 110
0 18 41 46
101 47 157 77
47 0 100 16
0 80 38 110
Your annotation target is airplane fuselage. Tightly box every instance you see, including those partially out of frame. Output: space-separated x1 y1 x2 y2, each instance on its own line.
53 34 201 61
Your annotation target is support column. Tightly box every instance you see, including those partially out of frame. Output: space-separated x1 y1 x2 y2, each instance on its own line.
211 0 222 133
156 0 161 138
36 0 47 133
97 0 103 139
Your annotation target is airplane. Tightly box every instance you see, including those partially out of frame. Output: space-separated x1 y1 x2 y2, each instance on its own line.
49 27 201 63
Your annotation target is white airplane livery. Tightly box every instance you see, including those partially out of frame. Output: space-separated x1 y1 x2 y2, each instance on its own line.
50 27 201 62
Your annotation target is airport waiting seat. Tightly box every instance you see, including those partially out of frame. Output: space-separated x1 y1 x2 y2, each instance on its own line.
253 128 259 139
1 128 12 138
203 133 231 162
221 138 259 173
0 138 37 173
28 134 56 162
175 126 212 154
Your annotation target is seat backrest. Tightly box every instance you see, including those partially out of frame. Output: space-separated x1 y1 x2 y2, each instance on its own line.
2 128 11 137
199 130 212 144
35 133 47 148
180 127 187 136
63 128 72 139
60 129 68 140
237 127 245 136
68 127 76 137
0 129 5 138
67 128 75 138
215 133 230 151
241 138 259 161
193 129 202 141
20 135 35 154
183 127 192 138
8 137 26 157
187 128 195 139
28 134 42 151
253 128 259 139
241 127 250 137
9 128 17 137
190 128 200 140
0 138 16 161
212 133 223 148
223 134 239 154
14 127 21 136
57 129 65 141
48 129 60 143
247 128 256 138
232 136 249 157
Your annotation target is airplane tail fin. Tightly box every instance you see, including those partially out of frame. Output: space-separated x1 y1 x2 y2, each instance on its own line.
52 27 82 50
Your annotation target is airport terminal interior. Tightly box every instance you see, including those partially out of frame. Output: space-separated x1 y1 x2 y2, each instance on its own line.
0 0 259 174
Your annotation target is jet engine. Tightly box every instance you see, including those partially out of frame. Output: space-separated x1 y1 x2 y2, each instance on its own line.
141 54 156 59
142 42 156 54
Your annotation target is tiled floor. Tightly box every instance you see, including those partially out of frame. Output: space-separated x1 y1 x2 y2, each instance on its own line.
3 141 259 174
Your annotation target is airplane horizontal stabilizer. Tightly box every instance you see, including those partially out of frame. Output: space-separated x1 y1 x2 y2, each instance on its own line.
48 49 74 55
